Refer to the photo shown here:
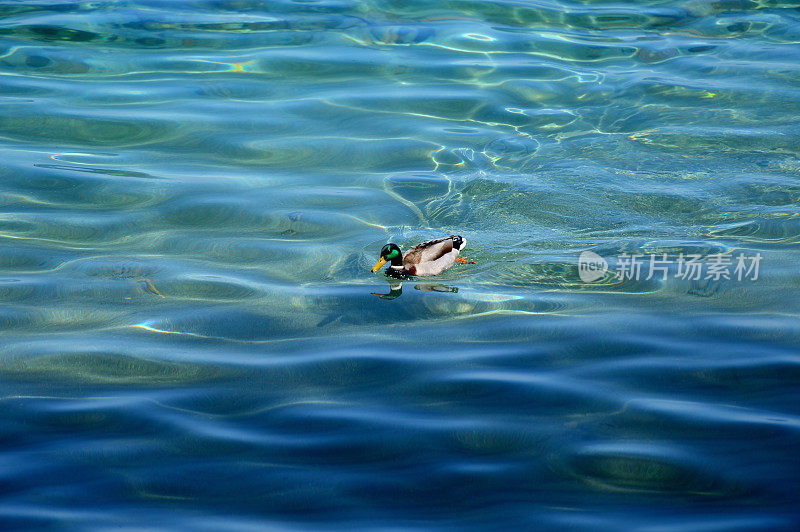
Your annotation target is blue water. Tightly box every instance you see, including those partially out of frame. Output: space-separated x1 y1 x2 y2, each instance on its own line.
2 0 800 530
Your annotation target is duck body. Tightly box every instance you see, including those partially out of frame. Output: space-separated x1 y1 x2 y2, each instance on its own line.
371 235 466 278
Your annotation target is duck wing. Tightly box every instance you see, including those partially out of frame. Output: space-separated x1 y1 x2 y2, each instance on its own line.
402 237 453 265
402 236 466 277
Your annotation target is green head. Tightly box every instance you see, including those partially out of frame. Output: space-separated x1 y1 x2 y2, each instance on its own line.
371 243 402 272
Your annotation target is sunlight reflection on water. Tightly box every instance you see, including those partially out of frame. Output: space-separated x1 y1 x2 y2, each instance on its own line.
1 0 800 529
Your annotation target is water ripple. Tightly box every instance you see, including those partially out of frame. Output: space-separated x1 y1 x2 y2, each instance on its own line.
2 0 800 529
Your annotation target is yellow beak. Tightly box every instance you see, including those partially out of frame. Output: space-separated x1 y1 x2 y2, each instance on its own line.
371 257 388 273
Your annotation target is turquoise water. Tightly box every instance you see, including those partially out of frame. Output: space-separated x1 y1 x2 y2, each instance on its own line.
2 0 800 529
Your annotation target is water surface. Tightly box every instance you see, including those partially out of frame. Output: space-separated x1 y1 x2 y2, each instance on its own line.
1 0 800 530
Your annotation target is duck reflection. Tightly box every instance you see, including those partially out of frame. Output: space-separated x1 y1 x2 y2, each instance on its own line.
371 279 458 300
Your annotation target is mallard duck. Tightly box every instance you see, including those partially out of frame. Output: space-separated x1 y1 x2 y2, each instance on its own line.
371 235 471 278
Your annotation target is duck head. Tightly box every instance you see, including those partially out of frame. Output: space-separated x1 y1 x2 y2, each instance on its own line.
371 243 402 272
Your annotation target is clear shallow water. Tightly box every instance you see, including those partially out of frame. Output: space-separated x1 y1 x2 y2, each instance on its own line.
1 0 800 529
